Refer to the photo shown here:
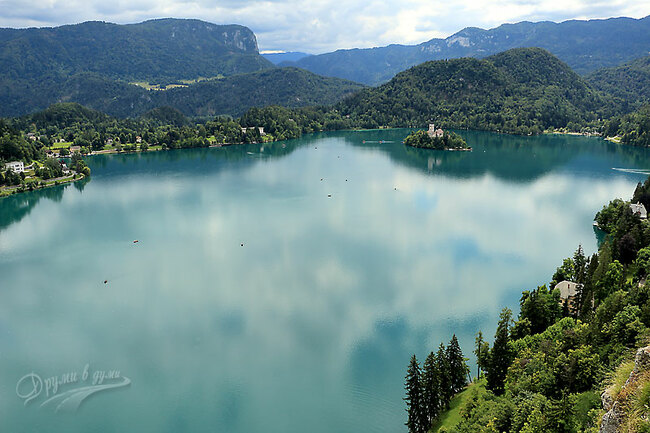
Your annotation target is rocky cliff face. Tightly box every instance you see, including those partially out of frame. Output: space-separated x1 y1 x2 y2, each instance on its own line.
600 346 650 433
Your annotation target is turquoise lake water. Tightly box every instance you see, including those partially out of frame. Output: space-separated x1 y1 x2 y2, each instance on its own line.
1 129 650 432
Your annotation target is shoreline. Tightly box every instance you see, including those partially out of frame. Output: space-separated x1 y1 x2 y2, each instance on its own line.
0 127 627 198
0 173 85 198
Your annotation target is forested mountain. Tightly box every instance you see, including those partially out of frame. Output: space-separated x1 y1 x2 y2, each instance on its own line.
0 67 364 118
0 19 365 118
588 56 650 111
262 52 311 64
0 19 272 82
157 67 364 117
284 16 650 85
337 48 613 134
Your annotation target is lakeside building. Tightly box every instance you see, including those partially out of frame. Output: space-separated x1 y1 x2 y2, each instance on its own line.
241 127 266 136
4 161 24 173
630 202 648 219
555 280 583 314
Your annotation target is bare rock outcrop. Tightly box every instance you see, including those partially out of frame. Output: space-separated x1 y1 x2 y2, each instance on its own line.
600 346 650 433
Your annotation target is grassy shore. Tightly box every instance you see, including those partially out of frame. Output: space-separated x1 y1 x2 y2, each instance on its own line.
429 379 487 432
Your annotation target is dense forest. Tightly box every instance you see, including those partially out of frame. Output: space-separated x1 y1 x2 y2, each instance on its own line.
338 48 613 135
587 56 650 111
604 105 650 147
0 103 347 171
155 68 364 118
0 67 364 118
406 178 650 432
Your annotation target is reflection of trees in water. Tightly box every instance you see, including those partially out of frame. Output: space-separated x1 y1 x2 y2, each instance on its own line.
87 139 306 178
0 184 67 232
343 129 650 182
6 130 650 234
73 176 91 193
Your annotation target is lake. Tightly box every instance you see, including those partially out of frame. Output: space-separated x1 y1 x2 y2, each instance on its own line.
1 129 649 432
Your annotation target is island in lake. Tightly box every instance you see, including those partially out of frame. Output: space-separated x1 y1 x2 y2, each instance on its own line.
403 124 470 151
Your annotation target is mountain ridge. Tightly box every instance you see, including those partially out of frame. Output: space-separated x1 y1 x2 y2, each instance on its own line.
284 16 650 85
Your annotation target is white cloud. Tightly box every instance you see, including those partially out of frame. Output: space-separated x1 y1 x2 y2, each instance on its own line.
0 0 647 52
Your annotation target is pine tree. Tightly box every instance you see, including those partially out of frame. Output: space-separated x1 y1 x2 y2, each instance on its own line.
573 245 588 284
422 351 440 427
579 253 599 318
405 355 426 433
435 343 453 409
548 392 576 433
446 334 469 393
486 308 513 396
474 331 489 379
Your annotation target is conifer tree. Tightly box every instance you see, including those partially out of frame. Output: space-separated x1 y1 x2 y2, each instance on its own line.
447 334 469 393
573 245 588 284
486 308 513 396
474 331 489 379
405 355 426 433
422 351 440 427
579 253 599 318
435 343 453 408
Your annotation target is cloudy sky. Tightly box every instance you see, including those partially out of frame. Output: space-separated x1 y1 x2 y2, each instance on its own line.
0 0 648 53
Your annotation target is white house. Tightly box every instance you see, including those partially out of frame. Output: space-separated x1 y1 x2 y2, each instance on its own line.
554 280 582 313
241 127 265 135
4 161 24 173
630 202 648 219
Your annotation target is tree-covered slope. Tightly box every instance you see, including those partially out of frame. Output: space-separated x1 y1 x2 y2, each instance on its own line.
338 48 611 134
158 67 364 117
588 56 650 110
0 67 364 118
604 104 650 147
0 72 153 118
0 19 272 82
286 16 650 85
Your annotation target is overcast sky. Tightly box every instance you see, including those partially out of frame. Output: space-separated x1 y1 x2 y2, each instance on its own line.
0 0 648 53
